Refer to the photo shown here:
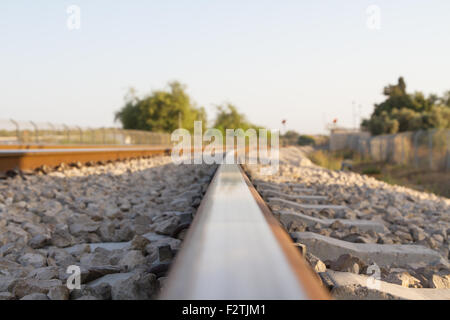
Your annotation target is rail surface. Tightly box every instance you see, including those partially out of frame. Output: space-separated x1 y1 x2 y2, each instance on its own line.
0 144 169 150
161 162 330 300
0 146 171 172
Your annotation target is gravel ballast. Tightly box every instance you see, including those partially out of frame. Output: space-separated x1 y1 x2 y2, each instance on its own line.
0 156 217 300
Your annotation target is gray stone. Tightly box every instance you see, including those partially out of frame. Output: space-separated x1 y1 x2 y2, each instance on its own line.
84 266 121 283
118 250 146 271
277 210 387 233
28 234 50 249
0 275 17 292
18 253 46 268
291 232 448 268
111 272 158 300
51 228 74 248
331 284 400 300
114 223 134 242
430 274 450 289
431 234 444 244
142 232 182 250
20 293 50 300
64 243 91 257
83 282 112 300
98 222 116 242
27 266 59 280
169 197 191 209
80 251 111 268
326 270 450 300
0 243 15 257
341 233 376 244
76 295 99 300
410 227 427 242
149 262 171 277
384 272 422 288
305 253 326 273
330 220 344 230
330 254 366 274
12 279 63 298
262 189 327 202
130 235 151 252
154 216 181 236
158 245 173 262
86 272 134 288
395 230 413 242
69 219 100 236
105 206 122 219
0 292 14 300
47 247 77 268
47 286 70 300
269 197 347 213
158 277 169 290
89 242 130 252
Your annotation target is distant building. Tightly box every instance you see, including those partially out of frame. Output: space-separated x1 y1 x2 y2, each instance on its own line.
329 126 370 151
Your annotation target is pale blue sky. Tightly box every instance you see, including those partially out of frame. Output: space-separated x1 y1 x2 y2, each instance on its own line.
1 1 449 134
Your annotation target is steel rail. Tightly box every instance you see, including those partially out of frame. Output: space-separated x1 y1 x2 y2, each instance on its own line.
160 162 330 300
0 147 171 172
0 144 169 150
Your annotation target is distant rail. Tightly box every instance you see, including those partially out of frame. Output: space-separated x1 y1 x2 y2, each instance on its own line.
0 146 171 172
161 162 330 299
0 144 169 150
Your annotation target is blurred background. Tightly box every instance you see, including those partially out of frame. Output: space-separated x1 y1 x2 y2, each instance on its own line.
1 1 449 195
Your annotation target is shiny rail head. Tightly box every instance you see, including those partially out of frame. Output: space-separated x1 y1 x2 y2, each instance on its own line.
160 163 330 300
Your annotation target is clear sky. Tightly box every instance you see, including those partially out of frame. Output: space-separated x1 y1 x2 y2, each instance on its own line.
1 1 449 134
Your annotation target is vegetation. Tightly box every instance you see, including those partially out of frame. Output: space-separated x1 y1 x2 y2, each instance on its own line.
308 150 343 171
115 82 207 133
279 130 301 146
361 166 381 175
297 135 315 146
115 82 266 138
307 150 450 198
213 104 253 133
210 103 269 142
361 77 450 135
279 131 326 147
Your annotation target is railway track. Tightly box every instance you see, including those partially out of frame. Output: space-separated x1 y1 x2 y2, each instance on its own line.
161 162 329 299
0 146 448 300
0 145 170 173
243 147 450 300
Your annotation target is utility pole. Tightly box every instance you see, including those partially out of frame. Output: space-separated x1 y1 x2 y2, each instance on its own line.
358 104 362 131
352 101 356 131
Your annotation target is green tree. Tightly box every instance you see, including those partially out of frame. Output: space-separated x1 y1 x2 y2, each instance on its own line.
441 90 450 107
297 135 316 146
361 77 450 135
213 104 252 134
115 81 207 133
428 105 450 128
212 103 270 142
281 130 300 145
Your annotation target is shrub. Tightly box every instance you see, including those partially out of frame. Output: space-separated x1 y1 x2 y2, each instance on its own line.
298 135 315 146
362 167 381 175
309 150 342 171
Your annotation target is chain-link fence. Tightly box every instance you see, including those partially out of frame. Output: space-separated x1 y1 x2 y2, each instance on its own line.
0 119 172 146
334 129 450 171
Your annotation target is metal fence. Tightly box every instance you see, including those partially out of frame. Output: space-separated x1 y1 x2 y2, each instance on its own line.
0 119 172 146
338 129 450 171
